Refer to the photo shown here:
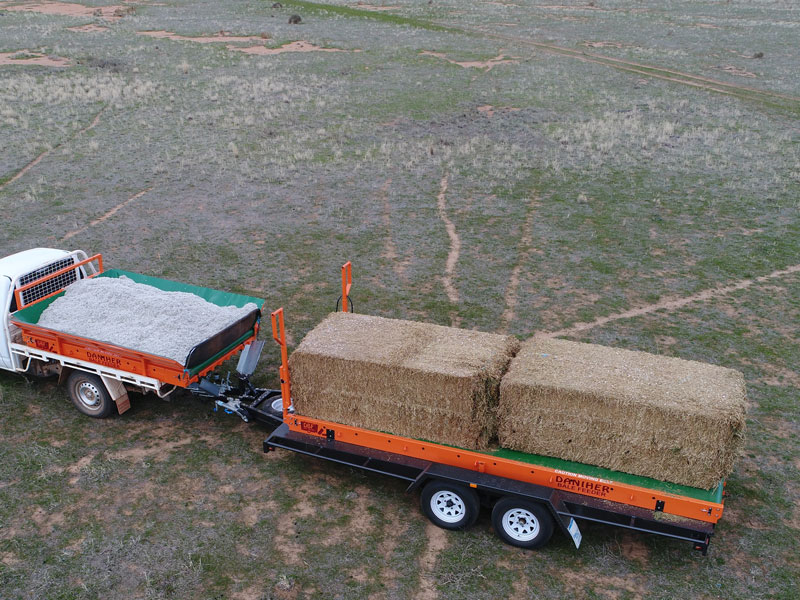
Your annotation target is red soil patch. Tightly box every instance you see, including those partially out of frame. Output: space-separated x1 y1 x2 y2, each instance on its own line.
583 40 626 49
137 30 269 44
421 50 519 70
0 50 70 67
477 104 520 117
228 41 355 55
716 65 757 78
67 24 110 33
0 1 131 20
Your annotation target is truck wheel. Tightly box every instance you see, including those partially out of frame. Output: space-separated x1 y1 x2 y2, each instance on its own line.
491 497 554 549
420 481 480 530
67 371 115 418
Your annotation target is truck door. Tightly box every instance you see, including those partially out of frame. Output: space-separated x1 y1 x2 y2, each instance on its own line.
0 276 14 370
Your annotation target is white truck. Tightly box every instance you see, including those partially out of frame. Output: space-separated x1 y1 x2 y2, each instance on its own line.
0 248 281 421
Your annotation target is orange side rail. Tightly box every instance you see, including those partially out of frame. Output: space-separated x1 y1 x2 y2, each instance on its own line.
341 262 352 313
283 414 724 524
14 253 103 310
270 262 724 526
271 308 292 421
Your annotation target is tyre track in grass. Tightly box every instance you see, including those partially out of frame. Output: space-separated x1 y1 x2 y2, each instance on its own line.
380 177 409 282
436 174 462 327
500 195 540 334
414 522 449 600
61 186 154 242
0 105 107 193
539 263 800 339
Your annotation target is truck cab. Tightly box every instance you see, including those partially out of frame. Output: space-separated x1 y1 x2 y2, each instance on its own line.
0 248 87 372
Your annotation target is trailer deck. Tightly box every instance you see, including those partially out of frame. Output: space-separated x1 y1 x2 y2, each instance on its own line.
265 422 716 553
265 299 724 553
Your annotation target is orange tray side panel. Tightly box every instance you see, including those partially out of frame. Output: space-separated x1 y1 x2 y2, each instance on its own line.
15 322 258 387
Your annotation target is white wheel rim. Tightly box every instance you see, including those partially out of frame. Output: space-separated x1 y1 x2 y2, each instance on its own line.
77 382 101 410
430 490 466 524
502 508 540 542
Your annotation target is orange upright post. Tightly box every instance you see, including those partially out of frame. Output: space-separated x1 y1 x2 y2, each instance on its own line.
341 262 352 312
271 308 292 421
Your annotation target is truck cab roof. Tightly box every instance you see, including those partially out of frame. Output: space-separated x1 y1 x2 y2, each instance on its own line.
0 248 70 281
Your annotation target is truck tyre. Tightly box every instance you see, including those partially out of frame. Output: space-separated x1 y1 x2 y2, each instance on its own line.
420 481 480 530
67 371 115 418
491 497 554 549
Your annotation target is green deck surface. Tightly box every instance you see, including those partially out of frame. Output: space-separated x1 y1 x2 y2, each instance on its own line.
489 447 724 502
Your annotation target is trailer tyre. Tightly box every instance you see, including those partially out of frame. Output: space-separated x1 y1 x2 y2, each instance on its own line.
67 371 115 418
492 497 554 549
420 481 480 530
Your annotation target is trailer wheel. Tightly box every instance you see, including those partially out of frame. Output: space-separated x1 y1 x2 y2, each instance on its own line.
67 371 115 418
491 497 554 549
420 481 480 530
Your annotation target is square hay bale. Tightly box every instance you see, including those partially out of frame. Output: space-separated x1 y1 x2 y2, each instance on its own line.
498 338 747 489
289 312 520 449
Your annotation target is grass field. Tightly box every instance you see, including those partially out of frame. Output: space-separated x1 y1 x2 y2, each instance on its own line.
1 1 798 598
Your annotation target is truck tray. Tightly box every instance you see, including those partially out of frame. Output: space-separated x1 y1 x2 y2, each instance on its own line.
10 269 266 387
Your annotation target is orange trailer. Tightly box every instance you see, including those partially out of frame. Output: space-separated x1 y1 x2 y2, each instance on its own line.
263 265 725 553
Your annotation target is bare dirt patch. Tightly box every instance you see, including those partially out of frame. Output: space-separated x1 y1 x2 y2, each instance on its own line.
560 569 647 599
1 551 22 568
229 41 355 56
231 585 265 600
30 506 66 535
716 65 757 78
477 104 520 117
352 3 401 10
67 453 96 485
322 485 374 547
583 40 626 49
67 24 110 33
619 531 650 563
415 522 449 600
0 1 131 20
272 480 317 566
240 500 277 527
107 424 219 462
137 30 269 44
368 504 405 598
421 50 519 71
0 50 71 67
